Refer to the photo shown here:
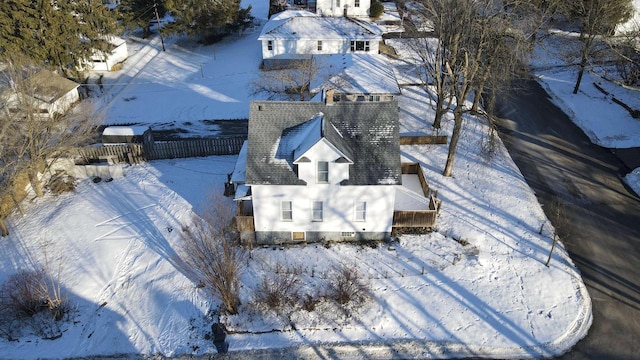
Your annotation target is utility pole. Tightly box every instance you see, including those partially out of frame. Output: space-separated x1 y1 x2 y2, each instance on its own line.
154 1 166 52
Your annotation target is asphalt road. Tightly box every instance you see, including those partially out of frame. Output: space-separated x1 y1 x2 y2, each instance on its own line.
495 79 640 359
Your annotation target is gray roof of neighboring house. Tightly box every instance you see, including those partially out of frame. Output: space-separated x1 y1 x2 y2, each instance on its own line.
259 10 382 40
27 70 79 103
246 100 401 186
0 68 79 107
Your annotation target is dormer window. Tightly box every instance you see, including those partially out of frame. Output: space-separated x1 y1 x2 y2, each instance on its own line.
317 161 329 183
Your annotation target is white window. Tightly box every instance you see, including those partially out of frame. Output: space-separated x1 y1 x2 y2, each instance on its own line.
317 40 323 51
267 40 273 51
312 201 323 221
281 201 292 221
354 0 360 7
317 161 329 183
336 0 340 7
355 201 366 222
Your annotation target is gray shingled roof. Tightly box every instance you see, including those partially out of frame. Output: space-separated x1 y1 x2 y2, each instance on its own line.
246 101 401 186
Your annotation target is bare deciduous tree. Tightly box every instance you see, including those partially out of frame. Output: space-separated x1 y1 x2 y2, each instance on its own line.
561 0 634 93
251 57 338 101
545 198 570 267
408 36 453 129
0 61 99 199
177 195 245 315
415 0 538 177
609 21 640 87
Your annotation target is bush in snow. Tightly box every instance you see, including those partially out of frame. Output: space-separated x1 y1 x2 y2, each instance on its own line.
254 264 301 311
0 267 68 340
177 195 246 315
324 265 370 306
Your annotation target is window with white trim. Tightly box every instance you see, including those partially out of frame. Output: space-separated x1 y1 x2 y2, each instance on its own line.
354 0 360 7
317 40 323 51
336 0 340 7
350 40 370 52
312 201 323 221
281 201 292 221
267 40 273 51
355 201 366 222
317 161 329 183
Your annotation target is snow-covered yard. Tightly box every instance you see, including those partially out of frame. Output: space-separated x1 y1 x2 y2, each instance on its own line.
5 1 640 358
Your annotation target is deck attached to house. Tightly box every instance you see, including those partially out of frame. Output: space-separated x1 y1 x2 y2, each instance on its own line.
392 163 441 229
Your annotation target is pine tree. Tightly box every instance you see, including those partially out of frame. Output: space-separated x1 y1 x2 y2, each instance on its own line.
119 0 167 38
0 0 119 75
164 0 252 43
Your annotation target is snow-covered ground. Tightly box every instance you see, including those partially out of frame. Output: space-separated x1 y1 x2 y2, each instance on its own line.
4 2 639 358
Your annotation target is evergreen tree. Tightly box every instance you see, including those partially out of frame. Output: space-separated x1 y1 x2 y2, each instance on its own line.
164 0 252 43
0 0 119 75
119 0 167 38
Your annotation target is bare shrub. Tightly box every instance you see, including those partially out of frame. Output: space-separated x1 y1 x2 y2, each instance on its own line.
2 269 50 317
254 264 301 311
325 265 369 306
0 267 68 340
178 195 246 315
301 294 321 312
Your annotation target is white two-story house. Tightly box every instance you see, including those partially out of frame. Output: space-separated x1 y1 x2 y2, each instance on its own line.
233 100 409 245
258 10 382 69
315 0 371 18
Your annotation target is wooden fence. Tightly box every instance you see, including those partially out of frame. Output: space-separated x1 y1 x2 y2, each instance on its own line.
77 144 145 164
399 135 448 145
76 137 245 164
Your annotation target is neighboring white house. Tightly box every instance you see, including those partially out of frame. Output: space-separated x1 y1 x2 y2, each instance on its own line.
315 0 371 18
232 100 437 245
258 10 382 68
88 36 128 71
0 69 80 118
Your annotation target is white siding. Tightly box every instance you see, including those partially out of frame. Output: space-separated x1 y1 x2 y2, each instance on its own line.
262 38 379 60
296 139 350 185
316 0 371 17
252 184 396 234
48 88 80 115
252 138 394 235
90 41 129 71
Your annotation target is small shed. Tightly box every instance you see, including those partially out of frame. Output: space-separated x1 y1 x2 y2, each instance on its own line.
89 36 128 71
102 126 153 145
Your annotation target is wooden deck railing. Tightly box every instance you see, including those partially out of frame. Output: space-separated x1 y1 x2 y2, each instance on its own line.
393 162 441 228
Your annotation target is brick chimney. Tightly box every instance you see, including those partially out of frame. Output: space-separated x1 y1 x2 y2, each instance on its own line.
325 89 335 105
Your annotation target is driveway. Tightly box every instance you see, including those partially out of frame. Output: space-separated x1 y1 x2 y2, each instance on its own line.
495 78 640 359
